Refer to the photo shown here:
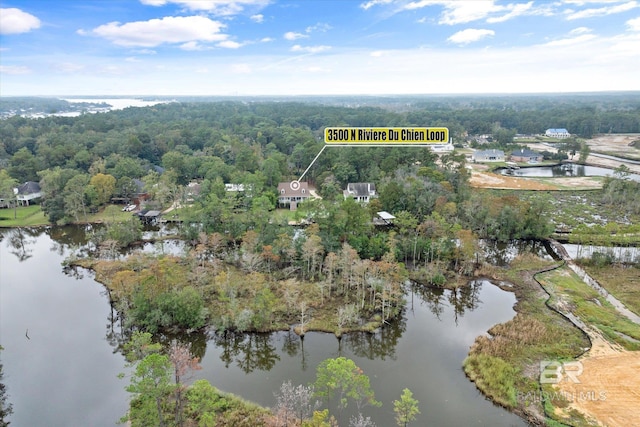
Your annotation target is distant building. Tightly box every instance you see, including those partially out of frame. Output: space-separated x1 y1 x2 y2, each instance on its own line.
374 211 395 226
185 181 201 202
14 181 42 206
545 128 570 139
472 149 505 163
225 183 245 192
343 183 377 203
510 149 543 163
277 182 314 210
431 143 455 152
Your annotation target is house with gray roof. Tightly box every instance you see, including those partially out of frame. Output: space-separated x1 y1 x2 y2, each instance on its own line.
278 181 315 210
510 149 543 163
14 181 42 206
545 128 570 138
472 149 505 163
343 182 377 203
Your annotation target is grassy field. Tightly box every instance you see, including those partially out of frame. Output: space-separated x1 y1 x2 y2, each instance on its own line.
536 266 640 350
0 204 138 228
84 204 135 223
465 256 640 426
0 205 49 227
577 263 640 317
463 254 589 422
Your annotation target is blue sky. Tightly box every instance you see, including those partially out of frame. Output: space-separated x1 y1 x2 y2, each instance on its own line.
1 0 639 96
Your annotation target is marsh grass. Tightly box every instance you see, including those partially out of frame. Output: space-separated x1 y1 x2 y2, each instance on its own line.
537 267 640 350
579 264 640 316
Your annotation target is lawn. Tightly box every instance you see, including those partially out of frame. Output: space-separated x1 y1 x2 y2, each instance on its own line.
84 204 136 223
0 204 138 228
0 205 49 227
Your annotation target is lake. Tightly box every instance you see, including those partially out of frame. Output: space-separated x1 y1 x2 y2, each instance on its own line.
0 226 527 426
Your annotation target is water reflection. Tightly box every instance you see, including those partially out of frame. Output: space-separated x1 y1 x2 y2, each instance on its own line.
480 239 555 266
211 332 281 373
411 279 482 324
5 227 38 261
1 225 529 427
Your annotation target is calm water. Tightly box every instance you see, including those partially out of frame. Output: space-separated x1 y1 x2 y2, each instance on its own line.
0 226 527 427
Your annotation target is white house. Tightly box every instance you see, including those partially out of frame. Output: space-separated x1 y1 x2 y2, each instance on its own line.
277 182 314 210
343 183 377 203
14 181 42 206
545 128 570 139
472 149 505 163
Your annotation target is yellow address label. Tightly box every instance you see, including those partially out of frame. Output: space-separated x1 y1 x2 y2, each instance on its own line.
324 127 449 144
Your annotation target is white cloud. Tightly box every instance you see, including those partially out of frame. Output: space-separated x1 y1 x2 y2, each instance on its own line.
543 33 596 46
53 62 85 72
360 0 394 11
284 31 307 40
180 41 207 51
405 1 554 25
0 8 41 34
3 34 639 96
405 1 502 25
306 23 331 33
140 0 269 15
132 49 157 55
261 37 274 42
566 0 638 20
251 14 264 23
569 26 592 35
627 16 640 30
291 44 331 53
231 63 252 73
218 40 243 48
447 28 495 45
0 65 31 74
83 16 227 47
370 50 387 57
487 2 533 23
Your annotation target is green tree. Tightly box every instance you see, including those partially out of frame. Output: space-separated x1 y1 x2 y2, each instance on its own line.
122 331 162 363
393 388 420 427
38 167 77 223
90 173 117 206
8 147 40 182
186 379 219 427
578 141 590 164
124 353 175 427
0 170 18 218
0 346 13 427
313 357 380 413
63 173 91 221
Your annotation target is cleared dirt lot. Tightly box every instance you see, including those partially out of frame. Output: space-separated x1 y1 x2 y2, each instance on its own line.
468 168 603 190
554 340 640 427
469 134 640 190
586 134 640 161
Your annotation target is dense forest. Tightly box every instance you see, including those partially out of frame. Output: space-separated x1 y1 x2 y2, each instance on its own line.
2 95 639 426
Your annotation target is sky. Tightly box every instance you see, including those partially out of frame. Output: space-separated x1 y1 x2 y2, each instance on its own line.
0 0 639 96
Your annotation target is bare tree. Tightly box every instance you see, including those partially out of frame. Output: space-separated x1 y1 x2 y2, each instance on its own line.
169 341 202 427
273 380 319 426
350 413 377 427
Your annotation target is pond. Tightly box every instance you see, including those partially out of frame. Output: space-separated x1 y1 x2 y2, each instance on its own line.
0 226 528 426
497 164 640 182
